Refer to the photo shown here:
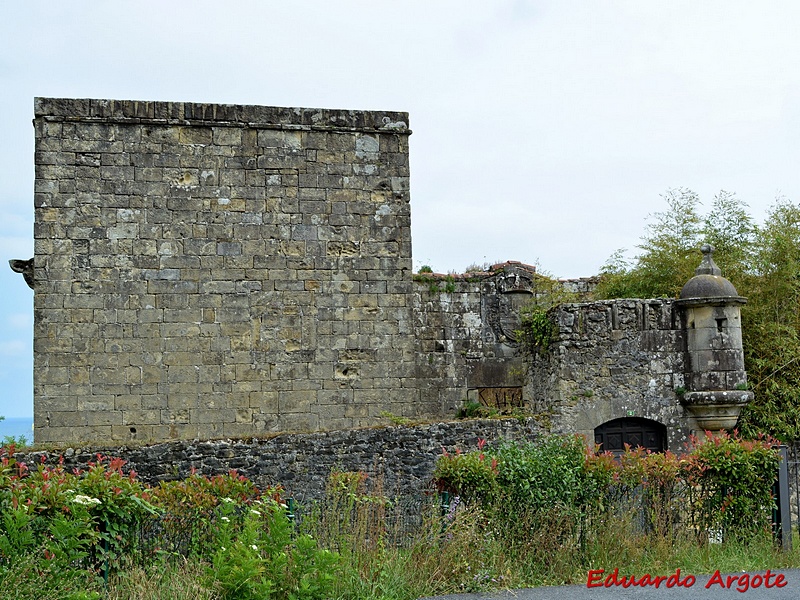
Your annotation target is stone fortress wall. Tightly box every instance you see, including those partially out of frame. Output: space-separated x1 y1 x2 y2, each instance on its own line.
529 300 694 448
16 418 542 499
30 98 728 451
33 98 421 443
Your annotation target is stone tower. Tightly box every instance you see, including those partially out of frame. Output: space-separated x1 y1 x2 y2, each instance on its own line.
31 98 421 444
677 245 753 431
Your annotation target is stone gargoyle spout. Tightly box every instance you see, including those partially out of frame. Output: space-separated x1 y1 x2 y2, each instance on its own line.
9 258 34 289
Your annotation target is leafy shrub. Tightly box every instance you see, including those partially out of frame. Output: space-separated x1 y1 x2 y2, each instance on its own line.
435 433 781 548
518 306 555 351
455 401 498 419
150 469 262 515
434 444 498 501
682 431 779 539
206 497 339 600
435 436 596 512
71 455 158 565
494 436 592 511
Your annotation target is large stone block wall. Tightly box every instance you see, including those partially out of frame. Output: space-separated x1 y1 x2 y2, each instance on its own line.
411 264 535 418
529 299 701 451
412 277 485 418
33 98 422 444
411 264 596 418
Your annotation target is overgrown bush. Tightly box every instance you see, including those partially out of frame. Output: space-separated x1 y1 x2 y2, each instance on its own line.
0 435 791 598
435 433 780 546
434 443 498 502
205 497 339 600
682 432 779 539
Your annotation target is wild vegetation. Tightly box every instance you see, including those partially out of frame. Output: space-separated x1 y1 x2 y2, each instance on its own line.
591 189 800 440
516 270 579 352
0 416 29 449
1 433 794 599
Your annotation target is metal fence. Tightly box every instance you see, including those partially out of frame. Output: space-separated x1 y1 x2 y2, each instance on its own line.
115 460 793 567
783 444 800 531
123 492 445 563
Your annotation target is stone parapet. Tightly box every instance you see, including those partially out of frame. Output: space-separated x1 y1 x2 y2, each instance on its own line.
529 299 695 451
34 98 411 133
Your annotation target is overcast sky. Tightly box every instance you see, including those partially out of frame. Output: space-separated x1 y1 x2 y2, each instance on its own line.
1 1 799 419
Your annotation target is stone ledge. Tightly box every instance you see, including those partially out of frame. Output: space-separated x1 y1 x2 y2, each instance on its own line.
34 97 411 134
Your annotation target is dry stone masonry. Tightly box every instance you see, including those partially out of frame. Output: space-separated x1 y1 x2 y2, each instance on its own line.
26 98 752 453
15 417 541 499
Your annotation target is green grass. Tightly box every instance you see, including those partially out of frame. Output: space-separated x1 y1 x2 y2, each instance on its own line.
3 523 798 600
2 442 799 599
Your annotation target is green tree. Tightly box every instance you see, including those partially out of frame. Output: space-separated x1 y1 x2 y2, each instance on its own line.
595 188 703 299
737 200 800 438
594 190 800 440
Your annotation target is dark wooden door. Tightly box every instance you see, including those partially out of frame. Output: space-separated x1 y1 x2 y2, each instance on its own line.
594 417 666 455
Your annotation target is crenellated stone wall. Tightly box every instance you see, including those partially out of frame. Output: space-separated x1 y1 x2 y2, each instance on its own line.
529 299 701 451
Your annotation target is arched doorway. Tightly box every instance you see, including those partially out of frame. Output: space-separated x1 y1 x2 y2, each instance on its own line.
594 417 667 455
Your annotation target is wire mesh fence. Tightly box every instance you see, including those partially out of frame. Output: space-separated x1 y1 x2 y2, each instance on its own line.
784 443 800 531
106 448 790 573
122 491 445 564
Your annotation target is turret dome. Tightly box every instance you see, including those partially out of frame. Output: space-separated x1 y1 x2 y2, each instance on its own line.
679 245 742 302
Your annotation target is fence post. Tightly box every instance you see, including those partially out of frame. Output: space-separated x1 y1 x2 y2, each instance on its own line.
439 491 450 518
439 491 450 535
775 445 792 552
103 534 109 587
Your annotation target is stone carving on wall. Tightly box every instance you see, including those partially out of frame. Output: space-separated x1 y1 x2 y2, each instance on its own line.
486 262 536 346
9 258 34 289
496 262 535 294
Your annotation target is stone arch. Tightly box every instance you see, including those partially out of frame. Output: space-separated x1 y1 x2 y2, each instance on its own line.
594 417 667 455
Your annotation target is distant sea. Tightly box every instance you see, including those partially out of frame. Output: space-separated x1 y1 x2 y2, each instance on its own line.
0 417 34 443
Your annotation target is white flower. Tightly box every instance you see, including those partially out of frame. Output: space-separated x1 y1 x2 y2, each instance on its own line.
220 546 226 552
251 545 258 551
220 516 230 522
72 494 101 506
